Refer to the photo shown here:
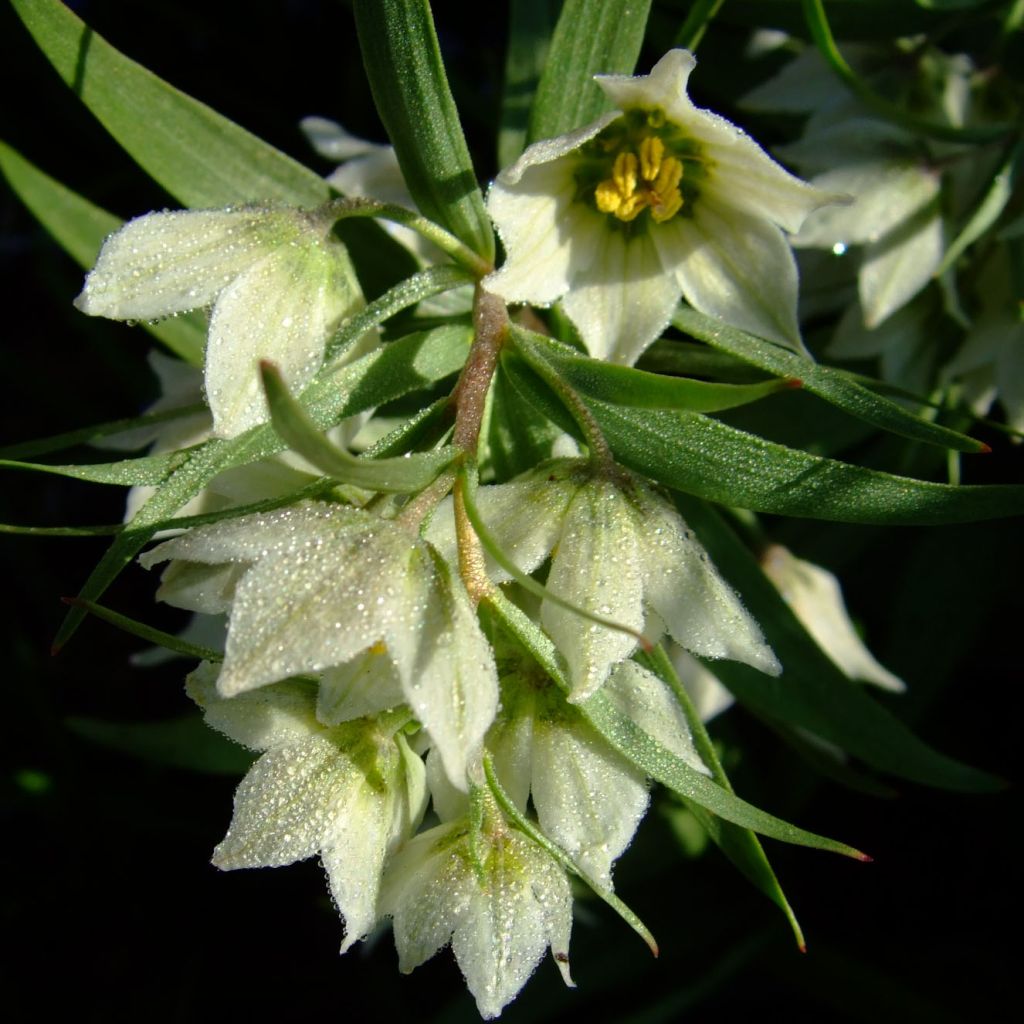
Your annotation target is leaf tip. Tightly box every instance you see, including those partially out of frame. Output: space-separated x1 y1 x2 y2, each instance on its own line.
785 377 803 390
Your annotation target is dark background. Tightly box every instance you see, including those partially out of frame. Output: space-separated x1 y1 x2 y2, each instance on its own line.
1 2 1019 1020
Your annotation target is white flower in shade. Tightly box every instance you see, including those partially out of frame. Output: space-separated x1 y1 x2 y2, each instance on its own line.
427 459 779 701
485 49 841 363
75 205 365 438
380 814 573 1019
762 545 906 692
141 502 499 789
186 662 427 952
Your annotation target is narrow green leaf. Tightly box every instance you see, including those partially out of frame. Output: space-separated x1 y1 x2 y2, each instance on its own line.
0 523 120 537
674 0 726 51
675 496 1004 792
499 0 559 167
672 309 988 453
0 404 205 461
528 0 652 143
64 597 223 662
515 328 796 412
261 361 458 492
12 0 329 208
53 318 471 650
936 136 1024 275
66 715 252 774
0 140 206 365
0 452 183 487
502 352 1024 524
352 0 494 261
641 646 804 949
484 591 866 858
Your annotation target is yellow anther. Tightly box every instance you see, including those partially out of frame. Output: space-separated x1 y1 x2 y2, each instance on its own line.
594 136 685 224
369 640 388 656
639 136 665 182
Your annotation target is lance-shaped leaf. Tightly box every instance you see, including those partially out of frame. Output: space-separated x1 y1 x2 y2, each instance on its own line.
260 361 457 492
353 0 494 261
502 353 1024 524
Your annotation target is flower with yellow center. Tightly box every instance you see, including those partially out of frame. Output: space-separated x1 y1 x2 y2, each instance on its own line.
485 49 844 364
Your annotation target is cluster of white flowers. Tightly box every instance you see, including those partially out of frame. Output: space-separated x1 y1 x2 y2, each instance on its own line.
72 47 898 1018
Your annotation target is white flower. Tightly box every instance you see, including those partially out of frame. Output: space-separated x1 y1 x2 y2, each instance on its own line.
75 205 365 438
141 502 499 789
427 459 779 701
762 545 906 692
485 49 840 363
380 815 573 1019
187 662 427 952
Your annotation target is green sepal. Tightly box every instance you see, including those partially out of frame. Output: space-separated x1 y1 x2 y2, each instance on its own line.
352 0 494 262
527 0 652 144
260 361 458 493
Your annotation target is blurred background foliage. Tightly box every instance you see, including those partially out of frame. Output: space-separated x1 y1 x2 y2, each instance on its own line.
1 1 1020 1020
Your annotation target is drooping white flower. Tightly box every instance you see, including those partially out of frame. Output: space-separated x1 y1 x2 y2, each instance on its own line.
75 205 365 438
485 49 840 363
762 545 906 692
141 502 499 789
380 815 573 1019
187 662 427 952
427 459 779 701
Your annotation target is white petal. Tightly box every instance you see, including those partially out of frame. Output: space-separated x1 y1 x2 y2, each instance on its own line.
860 202 944 327
402 553 499 791
659 199 804 351
453 833 573 1019
637 488 780 676
300 116 385 161
763 546 906 692
494 112 618 186
212 734 345 869
543 479 645 701
317 649 406 725
152 560 243 613
186 662 320 750
75 208 287 319
531 711 648 884
669 646 735 722
596 49 698 120
485 162 604 305
204 238 359 438
603 660 709 772
425 746 471 822
561 229 681 364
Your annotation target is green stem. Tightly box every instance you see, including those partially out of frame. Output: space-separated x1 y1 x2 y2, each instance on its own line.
674 0 726 52
322 197 492 278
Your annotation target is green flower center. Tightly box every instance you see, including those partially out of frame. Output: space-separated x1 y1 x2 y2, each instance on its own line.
575 107 707 228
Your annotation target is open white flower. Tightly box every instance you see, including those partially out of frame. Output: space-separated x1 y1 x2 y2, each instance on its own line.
75 205 365 438
141 503 499 789
187 662 426 952
380 815 573 1019
485 49 840 363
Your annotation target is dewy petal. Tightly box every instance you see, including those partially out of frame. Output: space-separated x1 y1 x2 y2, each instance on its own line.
317 650 405 726
212 733 345 870
403 551 499 791
543 478 646 701
485 162 604 306
560 229 681 363
595 49 698 124
204 237 359 438
382 821 573 1020
668 647 736 722
658 198 804 351
187 661 321 750
637 485 780 676
74 208 287 320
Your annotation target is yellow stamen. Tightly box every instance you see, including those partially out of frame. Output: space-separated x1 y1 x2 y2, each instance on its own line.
594 134 685 225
